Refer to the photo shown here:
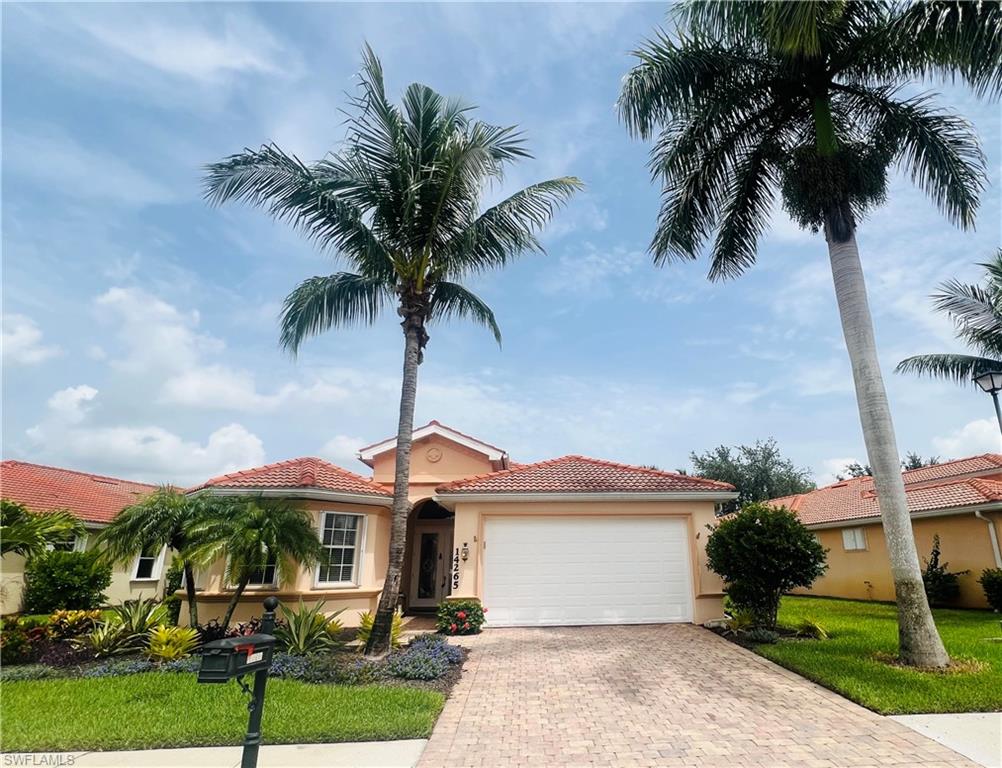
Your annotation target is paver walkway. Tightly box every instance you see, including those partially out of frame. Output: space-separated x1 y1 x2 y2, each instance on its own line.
419 625 975 767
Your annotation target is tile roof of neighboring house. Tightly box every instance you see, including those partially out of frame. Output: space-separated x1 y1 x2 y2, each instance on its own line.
769 453 1002 526
0 460 156 524
436 455 736 495
190 457 392 498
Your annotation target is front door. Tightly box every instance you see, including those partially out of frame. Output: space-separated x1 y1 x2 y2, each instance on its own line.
409 523 453 608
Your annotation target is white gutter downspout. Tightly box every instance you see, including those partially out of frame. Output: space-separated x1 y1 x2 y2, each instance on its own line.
975 510 1002 568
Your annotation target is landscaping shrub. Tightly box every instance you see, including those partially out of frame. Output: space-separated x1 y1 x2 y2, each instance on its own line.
49 610 102 640
37 640 92 668
357 610 403 648
436 599 485 635
146 625 199 662
194 619 229 645
300 654 382 686
743 628 780 644
80 659 157 678
72 619 135 659
267 652 311 680
794 617 829 640
705 502 827 629
922 535 969 606
111 598 170 640
160 656 200 674
275 600 344 655
227 616 289 638
0 618 47 664
161 558 184 627
385 636 464 681
0 663 57 682
979 568 1002 612
21 550 112 614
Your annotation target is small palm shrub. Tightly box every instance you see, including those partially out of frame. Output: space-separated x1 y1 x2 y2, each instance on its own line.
922 535 969 607
979 568 1002 612
112 598 170 639
436 599 485 635
73 620 135 659
22 550 112 613
726 607 757 634
49 609 102 640
794 617 829 640
146 625 200 662
275 600 344 655
357 610 402 649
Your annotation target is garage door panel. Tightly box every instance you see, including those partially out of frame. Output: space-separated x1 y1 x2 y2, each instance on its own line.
483 516 693 627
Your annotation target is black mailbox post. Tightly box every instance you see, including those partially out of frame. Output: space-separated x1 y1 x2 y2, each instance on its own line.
197 596 279 768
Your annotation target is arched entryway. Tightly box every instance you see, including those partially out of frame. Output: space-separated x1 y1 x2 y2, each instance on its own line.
402 498 455 613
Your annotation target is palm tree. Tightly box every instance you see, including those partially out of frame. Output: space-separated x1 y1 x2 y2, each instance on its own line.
1 499 85 559
97 486 215 627
618 0 999 668
187 496 321 628
203 46 581 654
896 250 1002 384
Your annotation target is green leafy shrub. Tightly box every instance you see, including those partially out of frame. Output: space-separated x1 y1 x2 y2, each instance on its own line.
922 535 969 607
357 610 402 648
978 568 1002 612
726 607 757 634
0 618 47 664
111 598 169 641
146 625 199 662
21 550 112 614
436 599 485 635
275 600 344 655
162 558 184 626
743 628 780 644
49 610 102 640
794 617 829 639
705 503 827 629
73 619 135 659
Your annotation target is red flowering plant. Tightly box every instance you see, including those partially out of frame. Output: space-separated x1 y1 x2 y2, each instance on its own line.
436 599 485 635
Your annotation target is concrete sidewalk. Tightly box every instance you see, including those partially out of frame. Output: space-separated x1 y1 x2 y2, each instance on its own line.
892 713 1002 768
7 740 427 768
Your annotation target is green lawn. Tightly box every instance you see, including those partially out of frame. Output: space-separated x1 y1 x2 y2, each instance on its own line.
0 674 444 752
755 596 1002 714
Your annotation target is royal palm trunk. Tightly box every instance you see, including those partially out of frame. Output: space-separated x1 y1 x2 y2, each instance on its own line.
825 225 950 668
365 314 423 655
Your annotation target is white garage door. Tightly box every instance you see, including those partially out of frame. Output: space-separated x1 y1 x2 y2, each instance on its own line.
483 516 693 627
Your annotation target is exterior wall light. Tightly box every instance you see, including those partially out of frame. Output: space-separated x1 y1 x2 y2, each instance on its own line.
461 543 470 561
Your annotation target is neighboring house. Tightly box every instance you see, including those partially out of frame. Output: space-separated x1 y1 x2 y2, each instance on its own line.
0 461 162 614
184 421 737 627
769 454 1002 608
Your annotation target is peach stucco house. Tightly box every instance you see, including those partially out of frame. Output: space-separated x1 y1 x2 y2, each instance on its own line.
0 461 164 614
770 454 1002 608
183 421 738 627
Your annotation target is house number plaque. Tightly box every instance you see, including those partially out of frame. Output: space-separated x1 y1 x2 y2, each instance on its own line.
451 547 461 590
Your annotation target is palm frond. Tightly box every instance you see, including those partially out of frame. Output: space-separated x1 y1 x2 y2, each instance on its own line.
429 282 502 345
895 353 1001 384
280 273 392 354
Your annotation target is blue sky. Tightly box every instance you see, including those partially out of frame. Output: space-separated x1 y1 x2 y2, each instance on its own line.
3 2 1000 487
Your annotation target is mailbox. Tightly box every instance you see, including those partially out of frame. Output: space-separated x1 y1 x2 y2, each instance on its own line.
197 633 277 683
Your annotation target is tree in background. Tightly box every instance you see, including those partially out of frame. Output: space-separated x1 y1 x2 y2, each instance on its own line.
837 452 940 481
187 496 321 628
618 0 999 668
204 46 581 654
896 250 1002 384
689 439 814 504
1 499 85 560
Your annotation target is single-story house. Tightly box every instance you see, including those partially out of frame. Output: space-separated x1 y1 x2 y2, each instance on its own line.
0 461 163 614
184 421 738 627
769 454 1002 608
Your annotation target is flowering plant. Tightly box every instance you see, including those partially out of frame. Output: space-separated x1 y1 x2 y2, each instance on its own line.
435 599 485 635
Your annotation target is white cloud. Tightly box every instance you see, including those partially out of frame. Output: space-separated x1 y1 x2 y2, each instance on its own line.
792 358 855 396
320 435 368 465
2 314 61 365
817 456 861 485
47 385 98 424
932 419 1002 458
26 386 265 485
161 366 298 411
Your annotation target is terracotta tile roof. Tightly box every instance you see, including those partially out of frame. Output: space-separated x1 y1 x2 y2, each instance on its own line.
437 455 735 495
190 457 392 498
769 453 1002 526
0 460 155 524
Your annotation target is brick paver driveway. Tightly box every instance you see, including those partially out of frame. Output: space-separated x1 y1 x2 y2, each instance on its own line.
419 625 974 768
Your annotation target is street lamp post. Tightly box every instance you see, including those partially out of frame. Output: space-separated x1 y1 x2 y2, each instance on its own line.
973 370 1002 437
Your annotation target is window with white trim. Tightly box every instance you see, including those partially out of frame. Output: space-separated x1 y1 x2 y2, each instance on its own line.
245 556 278 586
132 544 165 580
842 527 867 551
316 513 363 585
49 533 87 553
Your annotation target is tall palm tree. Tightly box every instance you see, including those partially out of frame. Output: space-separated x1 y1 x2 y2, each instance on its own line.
1 499 85 559
897 250 1002 383
618 0 999 668
204 46 581 654
97 486 214 627
187 496 321 628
